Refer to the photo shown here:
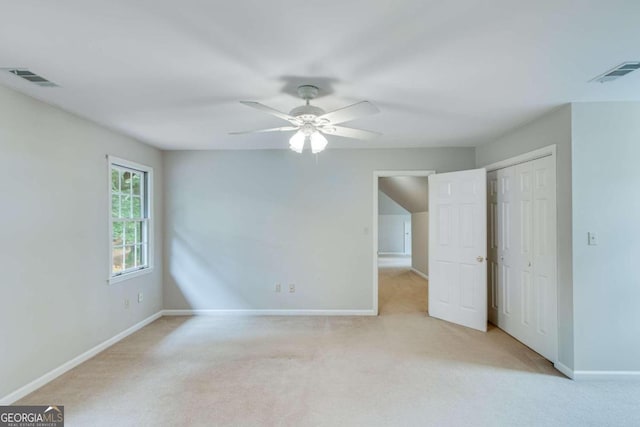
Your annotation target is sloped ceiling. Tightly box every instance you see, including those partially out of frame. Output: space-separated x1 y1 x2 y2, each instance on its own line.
0 1 639 150
379 176 428 213
378 191 410 215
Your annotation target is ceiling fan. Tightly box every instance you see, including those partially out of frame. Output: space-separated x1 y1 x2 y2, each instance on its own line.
230 85 381 153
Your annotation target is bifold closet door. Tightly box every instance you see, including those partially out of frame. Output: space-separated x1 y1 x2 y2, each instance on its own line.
496 165 516 336
487 170 499 325
490 156 557 362
528 156 557 361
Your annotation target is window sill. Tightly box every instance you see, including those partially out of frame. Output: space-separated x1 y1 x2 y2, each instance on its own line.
108 267 153 285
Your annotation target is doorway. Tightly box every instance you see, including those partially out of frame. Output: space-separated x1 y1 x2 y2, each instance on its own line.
373 171 433 315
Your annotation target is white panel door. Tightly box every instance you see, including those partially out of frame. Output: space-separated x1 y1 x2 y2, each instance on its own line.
487 170 499 325
513 161 534 342
490 156 557 362
497 166 516 335
429 169 487 332
528 156 557 361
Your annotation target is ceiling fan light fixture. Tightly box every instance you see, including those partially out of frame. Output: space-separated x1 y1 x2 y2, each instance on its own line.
232 85 381 153
310 131 328 154
289 131 305 153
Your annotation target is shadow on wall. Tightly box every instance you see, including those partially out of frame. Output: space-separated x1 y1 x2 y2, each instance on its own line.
169 231 251 309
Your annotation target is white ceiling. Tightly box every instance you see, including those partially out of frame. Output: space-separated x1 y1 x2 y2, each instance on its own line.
1 0 639 150
379 177 428 213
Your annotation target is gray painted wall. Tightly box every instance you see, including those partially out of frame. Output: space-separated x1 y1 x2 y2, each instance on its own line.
475 104 573 369
378 191 409 215
572 102 640 372
378 192 410 253
378 214 410 253
163 148 475 310
0 85 163 399
411 212 428 276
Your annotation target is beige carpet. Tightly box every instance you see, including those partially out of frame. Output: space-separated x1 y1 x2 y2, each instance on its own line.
378 255 426 314
16 260 640 426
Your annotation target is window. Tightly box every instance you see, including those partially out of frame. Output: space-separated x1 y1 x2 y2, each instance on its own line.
109 157 153 283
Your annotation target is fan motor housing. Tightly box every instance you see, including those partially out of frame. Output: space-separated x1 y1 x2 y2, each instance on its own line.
289 104 325 122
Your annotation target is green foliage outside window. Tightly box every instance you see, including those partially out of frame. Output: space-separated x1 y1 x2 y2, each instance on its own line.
111 167 147 273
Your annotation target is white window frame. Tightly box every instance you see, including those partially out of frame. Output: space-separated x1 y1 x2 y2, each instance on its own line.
108 155 154 284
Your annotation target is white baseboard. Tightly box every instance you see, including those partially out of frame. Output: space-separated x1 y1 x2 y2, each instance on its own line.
1 308 374 404
553 362 640 380
378 252 409 256
0 311 162 405
162 309 376 316
573 370 640 380
4 308 640 405
554 361 574 379
410 268 429 280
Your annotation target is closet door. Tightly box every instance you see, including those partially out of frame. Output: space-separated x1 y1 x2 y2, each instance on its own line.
487 171 499 325
513 157 557 361
529 156 557 361
491 156 557 362
497 166 517 336
515 161 534 343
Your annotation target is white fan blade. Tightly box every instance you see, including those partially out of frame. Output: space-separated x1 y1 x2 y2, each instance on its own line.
319 125 381 140
316 101 379 125
239 101 299 123
229 126 299 135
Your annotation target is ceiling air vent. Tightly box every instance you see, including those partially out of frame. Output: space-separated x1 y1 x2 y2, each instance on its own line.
5 69 58 87
591 62 640 83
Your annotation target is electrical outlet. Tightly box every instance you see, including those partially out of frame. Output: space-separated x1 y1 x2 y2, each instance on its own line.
138 292 143 303
275 283 281 293
124 298 130 309
289 284 295 293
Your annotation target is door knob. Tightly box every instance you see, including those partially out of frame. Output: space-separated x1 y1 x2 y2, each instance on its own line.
476 256 485 263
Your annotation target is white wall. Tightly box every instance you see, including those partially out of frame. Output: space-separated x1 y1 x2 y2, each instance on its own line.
475 105 573 370
0 85 163 399
572 102 640 372
411 212 428 275
378 214 410 253
378 191 410 253
378 190 409 215
163 148 475 311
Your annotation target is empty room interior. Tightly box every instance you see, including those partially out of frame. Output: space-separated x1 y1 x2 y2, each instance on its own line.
1 1 640 426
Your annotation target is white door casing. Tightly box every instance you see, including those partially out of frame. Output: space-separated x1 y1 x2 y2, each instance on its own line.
429 168 487 332
373 170 435 315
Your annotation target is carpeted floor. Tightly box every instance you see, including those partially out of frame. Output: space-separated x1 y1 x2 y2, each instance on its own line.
16 258 640 426
378 255 426 315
